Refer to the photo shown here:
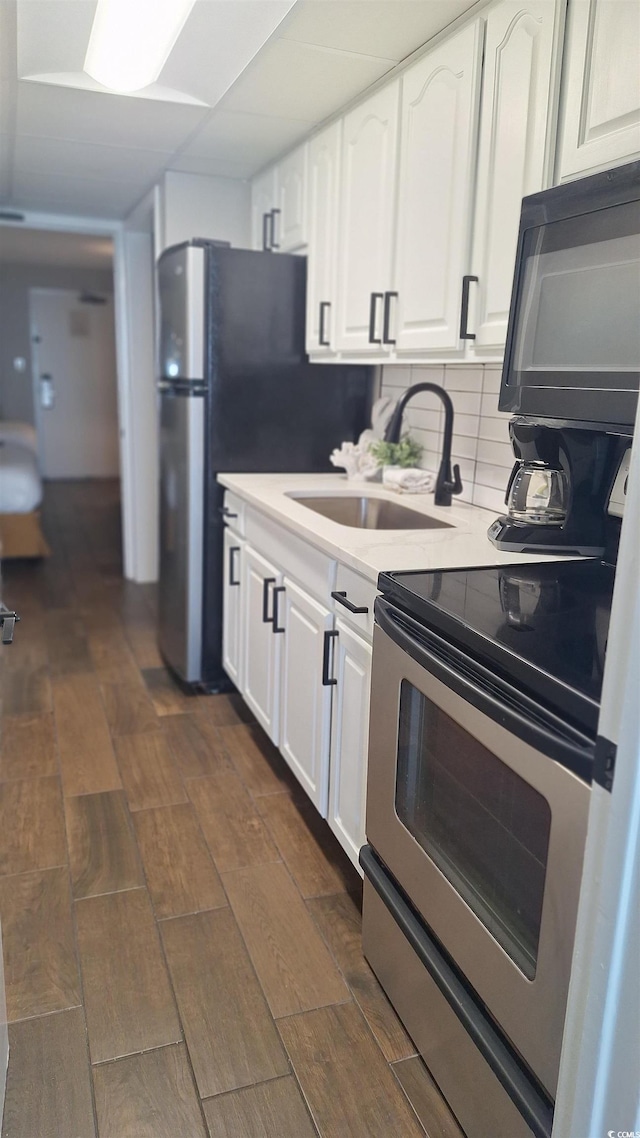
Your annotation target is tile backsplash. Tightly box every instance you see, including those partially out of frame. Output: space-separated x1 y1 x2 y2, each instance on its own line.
380 364 514 514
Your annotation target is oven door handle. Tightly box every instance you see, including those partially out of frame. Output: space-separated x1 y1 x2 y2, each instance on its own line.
375 597 594 780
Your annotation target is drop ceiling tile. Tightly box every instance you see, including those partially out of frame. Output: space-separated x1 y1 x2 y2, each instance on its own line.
0 80 16 135
221 38 394 121
280 0 478 61
169 153 254 180
15 136 169 184
12 171 149 219
17 81 207 152
182 109 314 168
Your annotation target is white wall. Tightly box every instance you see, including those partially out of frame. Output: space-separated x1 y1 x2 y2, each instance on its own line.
158 170 251 253
380 363 512 512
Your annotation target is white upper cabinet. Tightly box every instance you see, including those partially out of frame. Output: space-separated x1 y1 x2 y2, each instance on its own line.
251 166 277 251
306 121 342 354
275 144 308 252
469 0 563 353
557 0 640 180
335 81 400 354
393 20 484 354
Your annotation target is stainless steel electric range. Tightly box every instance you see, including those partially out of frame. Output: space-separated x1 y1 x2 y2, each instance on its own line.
360 558 615 1138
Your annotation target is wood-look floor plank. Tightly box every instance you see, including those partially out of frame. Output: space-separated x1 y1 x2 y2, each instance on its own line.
197 692 253 729
101 681 160 736
125 622 165 669
44 610 93 678
257 792 357 899
84 611 143 686
1 627 51 716
93 1043 207 1138
142 667 199 715
0 775 67 876
278 1002 426 1138
219 723 299 797
53 674 122 797
163 713 232 781
187 768 279 872
307 892 417 1063
202 1076 317 1138
222 862 349 1019
2 1007 96 1138
161 908 289 1098
392 1057 465 1138
0 867 81 1020
133 803 226 919
75 888 181 1063
0 712 57 781
115 731 187 812
65 790 144 899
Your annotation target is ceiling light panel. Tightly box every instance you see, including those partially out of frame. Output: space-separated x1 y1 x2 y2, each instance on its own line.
84 0 197 93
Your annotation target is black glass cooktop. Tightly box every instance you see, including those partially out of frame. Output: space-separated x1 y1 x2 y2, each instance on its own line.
378 559 616 737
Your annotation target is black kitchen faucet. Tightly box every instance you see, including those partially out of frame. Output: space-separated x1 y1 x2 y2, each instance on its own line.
383 383 463 506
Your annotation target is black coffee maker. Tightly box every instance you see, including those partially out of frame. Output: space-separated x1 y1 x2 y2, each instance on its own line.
488 418 626 556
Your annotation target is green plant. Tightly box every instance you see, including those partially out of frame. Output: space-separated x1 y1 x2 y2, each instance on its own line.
369 435 423 468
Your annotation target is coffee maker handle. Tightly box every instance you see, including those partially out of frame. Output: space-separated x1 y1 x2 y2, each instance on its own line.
504 461 520 506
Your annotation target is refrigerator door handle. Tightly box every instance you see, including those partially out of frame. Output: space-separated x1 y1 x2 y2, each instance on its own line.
262 577 276 623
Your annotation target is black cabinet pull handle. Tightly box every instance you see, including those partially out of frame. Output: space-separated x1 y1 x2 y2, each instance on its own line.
229 546 240 586
272 586 286 633
319 301 331 347
368 292 383 344
0 610 19 645
270 208 280 250
459 275 478 340
382 291 398 345
219 506 238 519
322 629 339 686
262 212 271 252
331 590 369 615
262 577 276 623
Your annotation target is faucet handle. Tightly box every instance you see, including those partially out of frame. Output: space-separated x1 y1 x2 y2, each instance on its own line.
451 464 463 496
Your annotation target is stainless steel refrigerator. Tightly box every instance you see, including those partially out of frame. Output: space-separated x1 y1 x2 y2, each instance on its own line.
157 239 372 690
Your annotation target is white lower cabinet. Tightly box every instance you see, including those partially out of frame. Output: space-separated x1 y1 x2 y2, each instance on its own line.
328 618 372 868
222 526 244 687
241 544 282 744
279 578 333 813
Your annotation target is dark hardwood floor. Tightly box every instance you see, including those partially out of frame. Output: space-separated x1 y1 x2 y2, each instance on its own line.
0 480 465 1138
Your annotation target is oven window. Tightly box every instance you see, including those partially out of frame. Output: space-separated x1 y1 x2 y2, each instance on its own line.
396 681 552 979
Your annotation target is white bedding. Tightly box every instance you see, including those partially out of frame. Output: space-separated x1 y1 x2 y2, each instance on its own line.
0 442 42 513
0 421 38 454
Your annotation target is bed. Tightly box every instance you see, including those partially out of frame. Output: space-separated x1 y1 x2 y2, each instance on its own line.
0 424 49 559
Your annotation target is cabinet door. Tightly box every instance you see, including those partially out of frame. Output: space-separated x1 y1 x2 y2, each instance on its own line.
394 21 484 354
328 619 372 870
241 545 282 743
275 145 308 252
557 0 640 179
279 579 333 814
222 527 244 687
251 167 277 251
469 0 563 352
335 82 400 354
306 121 342 354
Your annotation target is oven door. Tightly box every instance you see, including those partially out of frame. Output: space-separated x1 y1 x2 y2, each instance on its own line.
366 598 592 1097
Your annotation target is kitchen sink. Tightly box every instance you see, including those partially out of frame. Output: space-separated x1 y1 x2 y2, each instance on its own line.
287 495 454 530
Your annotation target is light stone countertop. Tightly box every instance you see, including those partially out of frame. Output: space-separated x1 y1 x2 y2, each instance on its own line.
218 472 564 583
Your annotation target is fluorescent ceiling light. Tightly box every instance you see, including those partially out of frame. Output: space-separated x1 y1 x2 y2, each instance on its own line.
84 0 196 94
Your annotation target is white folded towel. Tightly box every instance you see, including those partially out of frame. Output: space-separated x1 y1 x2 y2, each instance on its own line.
382 466 435 494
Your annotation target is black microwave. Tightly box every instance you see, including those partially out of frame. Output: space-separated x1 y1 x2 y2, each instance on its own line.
500 160 640 432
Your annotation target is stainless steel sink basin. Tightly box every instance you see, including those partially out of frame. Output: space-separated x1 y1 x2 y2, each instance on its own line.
287 495 454 530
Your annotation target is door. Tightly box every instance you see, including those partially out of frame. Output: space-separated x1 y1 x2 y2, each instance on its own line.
557 0 640 179
469 0 562 353
275 145 308 252
306 121 342 354
335 81 400 354
328 617 372 868
30 288 119 478
158 390 205 684
241 544 282 743
222 527 244 687
279 578 333 814
393 21 484 355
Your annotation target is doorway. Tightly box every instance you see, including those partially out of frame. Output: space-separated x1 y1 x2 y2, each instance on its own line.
30 288 119 479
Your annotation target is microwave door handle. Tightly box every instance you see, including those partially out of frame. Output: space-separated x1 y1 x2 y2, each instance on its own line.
375 598 593 779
